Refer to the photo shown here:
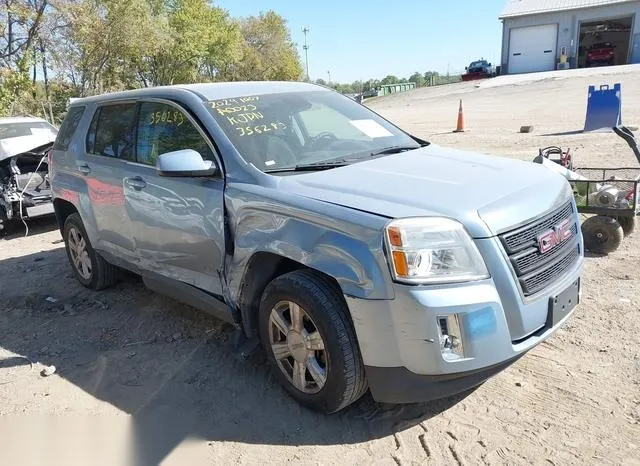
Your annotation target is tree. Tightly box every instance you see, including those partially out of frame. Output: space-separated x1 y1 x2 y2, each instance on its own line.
380 75 399 85
48 0 170 94
146 0 240 85
314 78 326 86
408 71 425 87
1 0 49 66
332 82 353 94
350 80 363 93
363 79 380 92
0 56 33 115
219 10 302 81
0 0 50 115
1 1 303 120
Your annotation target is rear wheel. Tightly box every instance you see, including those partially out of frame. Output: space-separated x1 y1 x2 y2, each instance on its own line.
63 213 119 290
582 215 624 254
616 216 636 237
259 270 367 413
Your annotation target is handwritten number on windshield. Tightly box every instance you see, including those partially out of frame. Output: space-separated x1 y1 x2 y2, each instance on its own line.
236 122 287 137
210 96 260 109
150 110 184 126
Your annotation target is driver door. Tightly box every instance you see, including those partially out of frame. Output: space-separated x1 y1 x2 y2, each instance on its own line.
123 100 225 295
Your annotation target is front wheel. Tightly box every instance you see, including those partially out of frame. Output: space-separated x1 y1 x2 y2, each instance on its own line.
259 270 367 413
582 215 624 254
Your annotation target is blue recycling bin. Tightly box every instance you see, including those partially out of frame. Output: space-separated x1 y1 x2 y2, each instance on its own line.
584 83 622 132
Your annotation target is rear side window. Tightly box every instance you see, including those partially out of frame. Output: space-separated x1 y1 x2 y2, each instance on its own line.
87 103 137 160
52 106 84 150
135 102 214 166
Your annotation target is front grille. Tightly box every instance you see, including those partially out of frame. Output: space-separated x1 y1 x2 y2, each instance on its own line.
501 201 574 254
499 201 580 297
520 246 580 295
510 222 578 275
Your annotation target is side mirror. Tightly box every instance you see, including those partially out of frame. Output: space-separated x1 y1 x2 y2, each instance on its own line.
155 149 218 177
488 62 492 66
465 66 468 70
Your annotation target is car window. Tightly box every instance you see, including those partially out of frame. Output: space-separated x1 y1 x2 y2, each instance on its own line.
207 90 420 172
86 109 100 154
298 104 368 141
53 107 84 150
90 103 137 160
136 102 214 166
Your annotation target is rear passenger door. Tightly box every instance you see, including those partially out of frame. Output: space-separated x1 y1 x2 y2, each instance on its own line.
123 99 225 295
83 102 137 259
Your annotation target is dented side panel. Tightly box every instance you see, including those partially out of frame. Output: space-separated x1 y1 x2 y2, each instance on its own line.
223 182 394 308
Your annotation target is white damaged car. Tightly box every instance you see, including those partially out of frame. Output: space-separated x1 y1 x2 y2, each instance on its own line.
0 117 58 232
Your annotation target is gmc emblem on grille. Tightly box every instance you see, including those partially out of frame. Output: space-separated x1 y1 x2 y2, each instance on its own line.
537 219 572 253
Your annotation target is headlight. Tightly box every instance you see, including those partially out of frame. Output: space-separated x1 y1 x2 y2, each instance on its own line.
385 217 489 284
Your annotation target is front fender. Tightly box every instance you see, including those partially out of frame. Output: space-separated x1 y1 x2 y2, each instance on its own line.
224 185 395 305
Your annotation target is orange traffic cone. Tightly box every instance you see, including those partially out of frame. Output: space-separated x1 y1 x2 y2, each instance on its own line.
453 99 465 133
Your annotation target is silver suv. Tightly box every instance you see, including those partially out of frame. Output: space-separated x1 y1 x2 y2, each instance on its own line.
50 82 583 413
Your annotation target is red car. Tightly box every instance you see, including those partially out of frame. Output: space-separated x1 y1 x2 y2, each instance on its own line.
586 42 615 67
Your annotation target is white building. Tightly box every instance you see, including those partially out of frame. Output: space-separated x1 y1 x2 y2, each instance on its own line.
500 0 640 74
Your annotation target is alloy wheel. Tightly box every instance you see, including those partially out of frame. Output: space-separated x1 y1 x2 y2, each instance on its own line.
68 226 92 280
268 300 328 394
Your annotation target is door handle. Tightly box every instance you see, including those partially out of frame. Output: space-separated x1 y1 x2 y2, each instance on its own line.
77 163 91 175
126 176 147 190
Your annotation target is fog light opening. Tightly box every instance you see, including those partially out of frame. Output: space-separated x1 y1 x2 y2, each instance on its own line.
437 315 465 361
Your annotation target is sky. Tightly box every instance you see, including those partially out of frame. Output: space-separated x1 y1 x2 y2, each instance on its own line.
216 0 507 83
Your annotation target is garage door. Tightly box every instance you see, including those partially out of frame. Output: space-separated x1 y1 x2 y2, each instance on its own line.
508 24 558 74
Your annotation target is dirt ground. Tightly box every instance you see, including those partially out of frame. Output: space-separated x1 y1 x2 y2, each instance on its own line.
1 68 639 466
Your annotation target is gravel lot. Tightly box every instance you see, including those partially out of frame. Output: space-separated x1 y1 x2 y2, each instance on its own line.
1 68 639 466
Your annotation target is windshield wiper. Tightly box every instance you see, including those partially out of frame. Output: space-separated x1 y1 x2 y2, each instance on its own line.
264 145 424 174
369 145 421 157
264 160 351 173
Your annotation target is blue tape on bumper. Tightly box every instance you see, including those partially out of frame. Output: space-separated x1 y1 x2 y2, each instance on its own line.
462 306 497 339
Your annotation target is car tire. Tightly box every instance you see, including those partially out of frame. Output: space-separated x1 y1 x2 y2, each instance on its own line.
258 269 367 414
582 215 624 254
63 213 119 290
616 216 636 237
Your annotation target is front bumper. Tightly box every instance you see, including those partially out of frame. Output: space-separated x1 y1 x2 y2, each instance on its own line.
1 191 53 221
364 355 523 404
346 237 583 404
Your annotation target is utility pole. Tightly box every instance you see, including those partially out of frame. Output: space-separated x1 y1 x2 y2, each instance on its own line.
327 70 331 84
302 27 310 81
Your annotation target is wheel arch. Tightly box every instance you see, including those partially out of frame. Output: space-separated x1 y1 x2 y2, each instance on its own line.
226 201 394 338
53 198 79 233
237 252 353 338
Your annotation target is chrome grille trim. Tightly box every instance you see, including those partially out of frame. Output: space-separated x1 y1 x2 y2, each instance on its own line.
500 201 574 254
499 200 580 297
510 223 579 275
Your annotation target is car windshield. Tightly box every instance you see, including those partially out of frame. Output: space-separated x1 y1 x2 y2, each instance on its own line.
0 121 57 141
206 90 422 172
469 61 487 68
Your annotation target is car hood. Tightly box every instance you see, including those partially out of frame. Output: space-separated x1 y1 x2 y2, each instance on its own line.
0 133 56 163
279 144 571 238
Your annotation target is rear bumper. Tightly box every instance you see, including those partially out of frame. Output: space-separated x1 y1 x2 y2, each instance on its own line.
365 355 523 404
